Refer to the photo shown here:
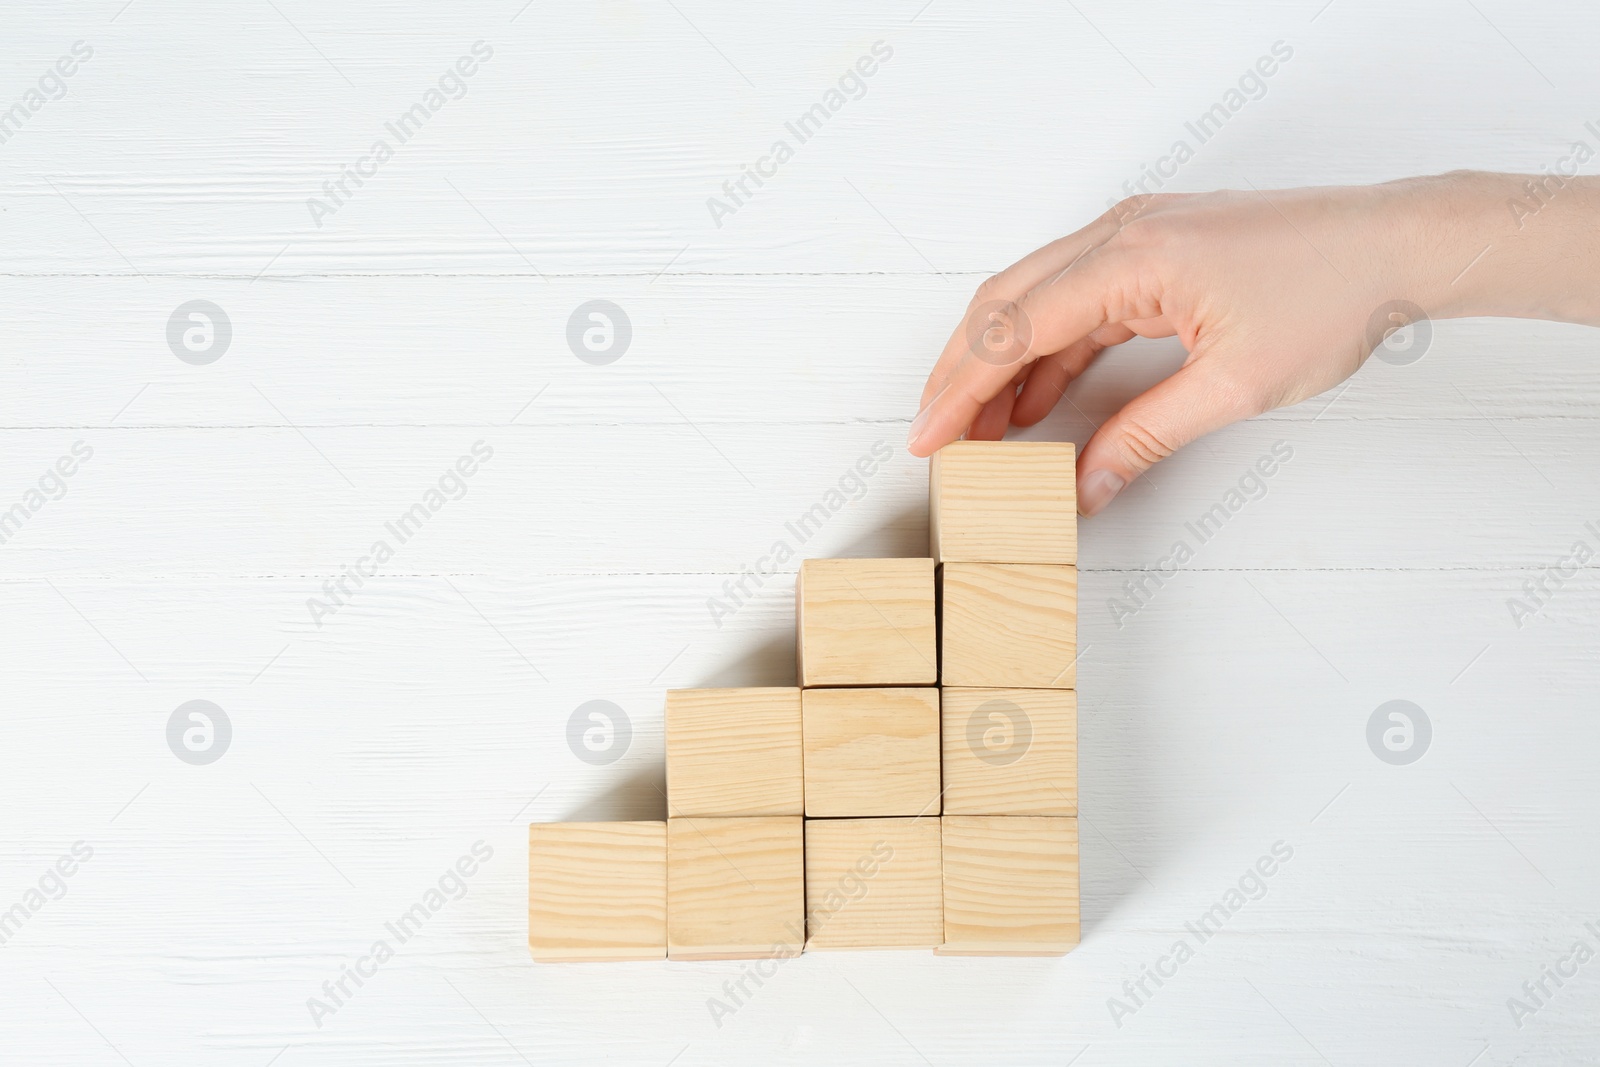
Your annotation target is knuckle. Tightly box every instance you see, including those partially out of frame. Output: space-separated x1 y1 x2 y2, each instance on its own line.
1107 193 1178 226
971 272 1006 307
1211 374 1273 420
1117 417 1179 468
1114 215 1176 258
1108 195 1148 221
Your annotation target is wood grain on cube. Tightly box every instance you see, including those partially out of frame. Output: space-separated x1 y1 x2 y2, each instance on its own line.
665 688 802 817
804 817 942 950
939 816 1079 956
940 563 1078 689
796 558 937 687
941 688 1077 816
931 441 1077 564
528 821 666 962
802 688 941 817
667 816 804 960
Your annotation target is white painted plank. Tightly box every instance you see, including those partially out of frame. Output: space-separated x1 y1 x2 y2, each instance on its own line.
0 2 1595 274
4 276 1600 429
0 408 1597 577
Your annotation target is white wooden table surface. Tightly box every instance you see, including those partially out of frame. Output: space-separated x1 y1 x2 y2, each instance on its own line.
3 1 1598 1063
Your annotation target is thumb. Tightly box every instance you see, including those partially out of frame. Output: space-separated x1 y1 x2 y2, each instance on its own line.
1077 360 1261 516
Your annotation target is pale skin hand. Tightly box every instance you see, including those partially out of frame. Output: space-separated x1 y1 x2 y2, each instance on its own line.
907 171 1600 514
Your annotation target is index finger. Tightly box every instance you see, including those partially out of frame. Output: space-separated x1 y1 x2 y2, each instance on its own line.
907 246 1123 457
918 207 1131 410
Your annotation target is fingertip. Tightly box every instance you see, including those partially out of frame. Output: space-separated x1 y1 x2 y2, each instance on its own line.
1010 407 1046 429
1077 468 1127 516
907 418 960 458
907 376 989 456
907 383 948 455
968 389 1015 441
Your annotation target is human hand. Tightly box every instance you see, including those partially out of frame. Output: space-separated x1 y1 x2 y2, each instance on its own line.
906 172 1599 514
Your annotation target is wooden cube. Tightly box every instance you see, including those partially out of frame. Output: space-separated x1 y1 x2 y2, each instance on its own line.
941 688 1077 816
796 558 937 687
931 441 1077 564
528 821 666 962
802 688 940 817
940 563 1078 689
938 816 1079 956
667 816 804 960
804 817 942 950
665 688 802 817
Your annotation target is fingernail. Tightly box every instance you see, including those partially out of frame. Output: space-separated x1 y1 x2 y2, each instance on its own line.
907 386 949 450
1079 469 1126 515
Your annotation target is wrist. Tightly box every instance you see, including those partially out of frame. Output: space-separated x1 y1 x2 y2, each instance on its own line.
1404 171 1600 324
